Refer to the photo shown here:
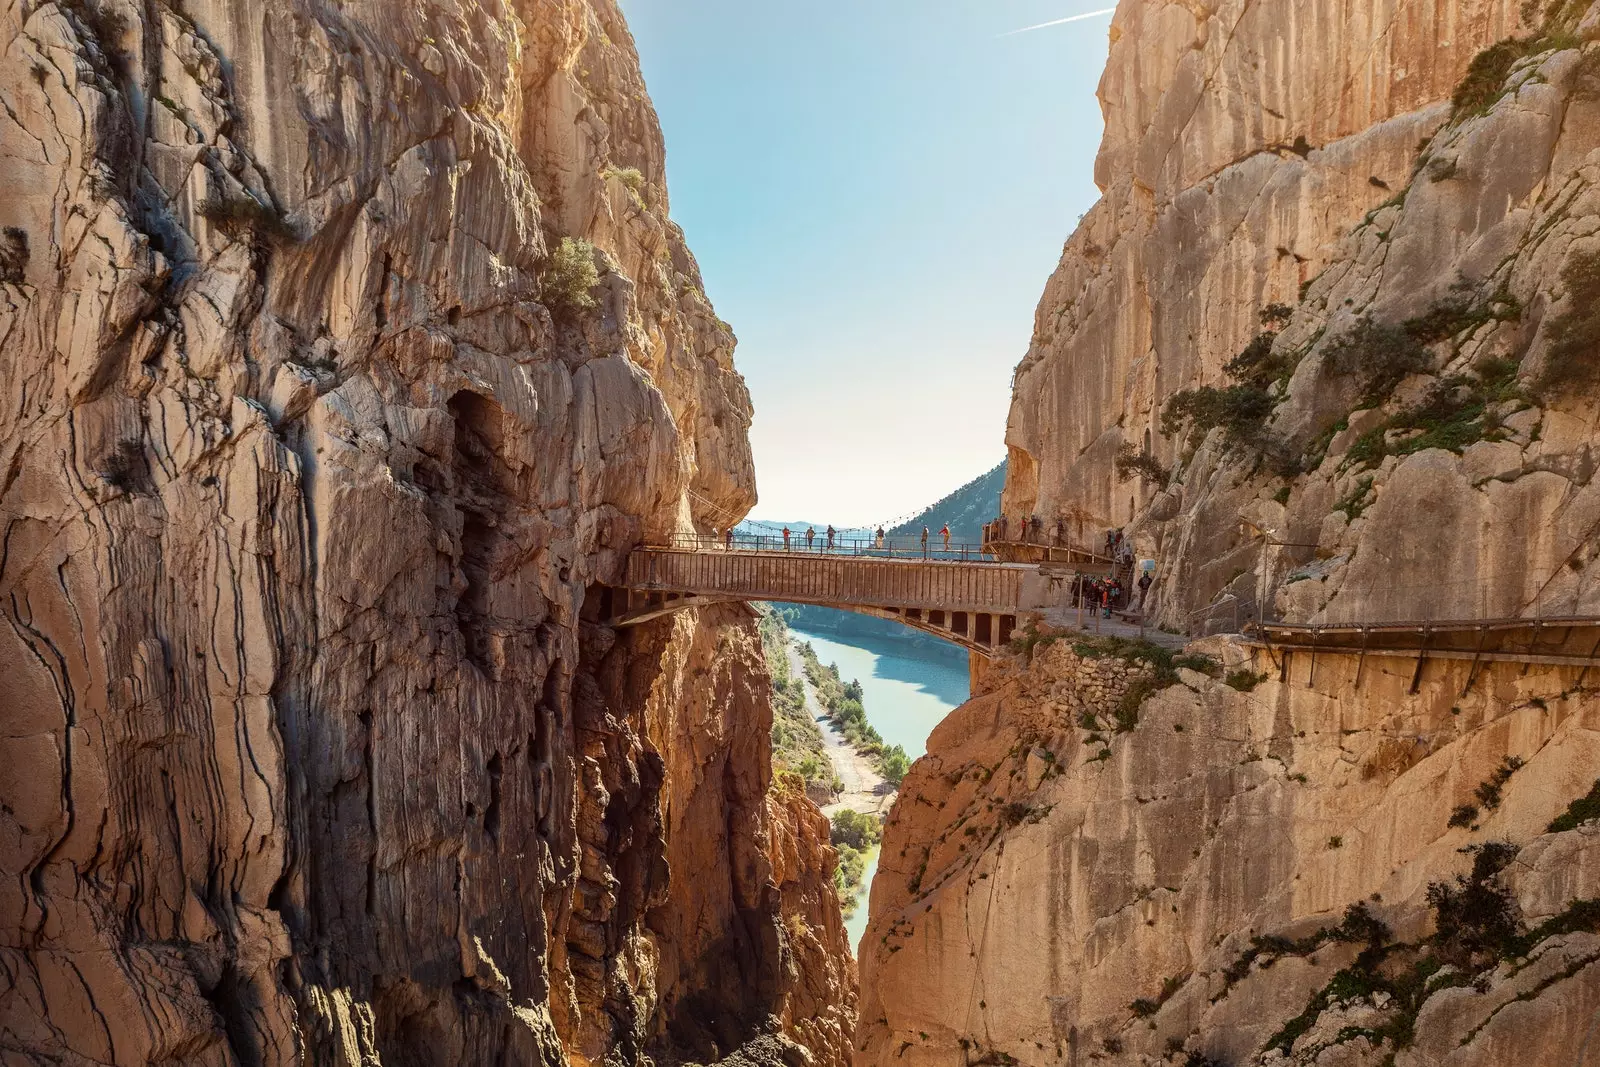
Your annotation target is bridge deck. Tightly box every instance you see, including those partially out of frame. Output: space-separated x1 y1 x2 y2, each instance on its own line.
610 546 1042 654
624 547 1030 612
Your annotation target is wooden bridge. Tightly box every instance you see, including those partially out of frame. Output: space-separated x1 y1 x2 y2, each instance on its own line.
598 543 1063 655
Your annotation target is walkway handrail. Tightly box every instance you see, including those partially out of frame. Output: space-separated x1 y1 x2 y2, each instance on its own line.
1248 614 1600 635
657 532 1000 562
979 522 1120 566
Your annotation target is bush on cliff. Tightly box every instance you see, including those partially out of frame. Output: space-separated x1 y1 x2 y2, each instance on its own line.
1549 779 1600 832
541 236 600 315
1536 249 1600 398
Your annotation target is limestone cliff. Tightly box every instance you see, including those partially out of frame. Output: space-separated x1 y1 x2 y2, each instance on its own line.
858 633 1600 1065
862 1 1600 1062
0 1 852 1064
1002 0 1600 628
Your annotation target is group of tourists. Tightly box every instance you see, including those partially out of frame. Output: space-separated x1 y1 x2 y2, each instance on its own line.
762 523 952 556
712 522 967 556
983 513 1077 548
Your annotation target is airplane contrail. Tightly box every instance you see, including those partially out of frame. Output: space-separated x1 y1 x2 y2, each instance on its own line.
997 8 1116 36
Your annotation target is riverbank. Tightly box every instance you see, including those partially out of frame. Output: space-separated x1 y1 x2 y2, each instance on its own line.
787 643 893 818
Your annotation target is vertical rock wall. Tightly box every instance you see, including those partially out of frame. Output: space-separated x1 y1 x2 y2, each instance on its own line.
0 1 852 1064
1002 0 1600 625
857 635 1600 1066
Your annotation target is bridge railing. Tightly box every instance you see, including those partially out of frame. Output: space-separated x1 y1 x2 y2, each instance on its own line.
626 545 1028 613
980 522 1120 565
659 532 999 562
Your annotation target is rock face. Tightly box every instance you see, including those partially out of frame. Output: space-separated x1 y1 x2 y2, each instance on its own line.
886 3 1600 1060
0 2 852 1065
857 634 1600 1065
1002 0 1600 627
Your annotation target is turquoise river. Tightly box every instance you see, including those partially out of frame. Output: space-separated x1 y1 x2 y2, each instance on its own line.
787 619 971 952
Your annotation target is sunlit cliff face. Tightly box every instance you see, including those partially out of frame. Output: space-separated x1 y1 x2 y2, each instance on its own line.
0 2 858 1064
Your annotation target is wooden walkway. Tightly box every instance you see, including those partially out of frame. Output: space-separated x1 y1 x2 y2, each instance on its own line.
601 546 1046 655
1246 616 1600 692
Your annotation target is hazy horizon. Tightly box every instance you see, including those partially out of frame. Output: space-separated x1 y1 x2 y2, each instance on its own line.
621 0 1112 527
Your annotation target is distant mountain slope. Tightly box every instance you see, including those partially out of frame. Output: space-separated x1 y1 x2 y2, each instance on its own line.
889 460 1006 544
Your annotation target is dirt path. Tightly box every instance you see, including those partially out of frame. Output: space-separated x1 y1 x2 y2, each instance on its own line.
787 643 892 817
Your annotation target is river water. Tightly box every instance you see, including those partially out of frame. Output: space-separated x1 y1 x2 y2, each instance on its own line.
787 621 970 951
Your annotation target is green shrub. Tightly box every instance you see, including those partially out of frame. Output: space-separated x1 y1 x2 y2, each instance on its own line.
1224 669 1267 692
1160 382 1275 451
1473 755 1524 812
1333 476 1375 520
1452 38 1535 114
1260 303 1294 329
1536 249 1600 397
1325 317 1432 405
541 236 600 315
880 744 910 785
1548 779 1600 832
197 194 298 244
831 808 883 850
1173 653 1222 677
1224 331 1299 389
0 226 27 285
1426 842 1520 964
603 165 645 194
1341 352 1525 468
1113 442 1170 488
1448 803 1479 829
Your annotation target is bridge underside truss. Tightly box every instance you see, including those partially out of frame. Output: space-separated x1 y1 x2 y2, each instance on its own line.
597 586 1017 656
596 590 1018 657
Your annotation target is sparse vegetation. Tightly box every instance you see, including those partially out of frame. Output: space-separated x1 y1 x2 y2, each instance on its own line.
1224 668 1267 692
797 641 908 783
1341 353 1527 470
1535 249 1600 398
197 193 298 245
1427 842 1521 966
1113 442 1170 488
1129 975 1185 1019
1071 637 1208 733
1160 381 1276 452
1159 307 1305 454
602 165 648 210
1452 38 1538 114
1325 317 1433 406
0 227 28 285
1473 755 1525 813
1547 778 1600 833
1449 803 1480 829
540 236 600 316
759 608 836 795
1333 476 1376 521
1244 840 1600 1061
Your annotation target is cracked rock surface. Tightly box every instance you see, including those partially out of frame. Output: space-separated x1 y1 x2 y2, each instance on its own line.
0 1 853 1064
1002 0 1600 627
857 636 1600 1066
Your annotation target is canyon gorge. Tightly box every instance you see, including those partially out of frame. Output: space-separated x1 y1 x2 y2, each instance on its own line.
5 0 1600 1065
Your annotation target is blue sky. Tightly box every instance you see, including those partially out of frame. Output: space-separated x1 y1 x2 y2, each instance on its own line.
620 0 1113 527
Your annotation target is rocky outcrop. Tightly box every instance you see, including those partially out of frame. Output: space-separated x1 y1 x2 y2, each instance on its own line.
0 1 850 1064
857 632 1600 1065
1002 0 1600 627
